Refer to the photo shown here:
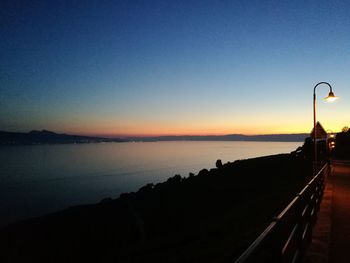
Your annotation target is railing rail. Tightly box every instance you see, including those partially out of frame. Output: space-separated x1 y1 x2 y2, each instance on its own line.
234 163 328 263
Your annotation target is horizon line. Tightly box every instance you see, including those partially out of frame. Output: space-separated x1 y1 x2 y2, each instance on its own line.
1 129 312 139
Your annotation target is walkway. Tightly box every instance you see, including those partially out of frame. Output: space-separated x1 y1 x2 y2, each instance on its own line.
328 161 350 263
305 161 350 263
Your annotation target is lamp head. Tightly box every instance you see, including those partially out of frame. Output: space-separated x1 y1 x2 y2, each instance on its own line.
324 91 338 102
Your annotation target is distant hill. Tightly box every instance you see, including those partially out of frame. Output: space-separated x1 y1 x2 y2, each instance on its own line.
0 130 124 145
126 133 309 142
0 130 309 145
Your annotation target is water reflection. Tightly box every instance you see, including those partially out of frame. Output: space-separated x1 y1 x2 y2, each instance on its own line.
0 141 301 227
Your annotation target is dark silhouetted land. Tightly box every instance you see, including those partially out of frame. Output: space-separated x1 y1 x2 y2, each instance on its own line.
333 130 350 159
0 130 125 145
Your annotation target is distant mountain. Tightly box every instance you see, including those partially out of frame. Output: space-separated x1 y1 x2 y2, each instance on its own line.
125 133 309 142
0 130 309 145
0 130 124 145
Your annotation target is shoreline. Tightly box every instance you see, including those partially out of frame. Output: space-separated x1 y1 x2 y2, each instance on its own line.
0 130 308 145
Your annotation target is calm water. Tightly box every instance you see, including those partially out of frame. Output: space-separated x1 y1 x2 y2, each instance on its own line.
0 141 301 227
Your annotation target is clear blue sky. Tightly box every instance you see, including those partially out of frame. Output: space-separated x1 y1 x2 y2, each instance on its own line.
1 0 350 136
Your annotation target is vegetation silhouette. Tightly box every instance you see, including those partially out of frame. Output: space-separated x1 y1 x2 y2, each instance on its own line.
0 141 315 263
333 129 350 159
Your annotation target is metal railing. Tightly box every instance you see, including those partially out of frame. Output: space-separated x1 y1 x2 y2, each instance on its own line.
234 163 328 263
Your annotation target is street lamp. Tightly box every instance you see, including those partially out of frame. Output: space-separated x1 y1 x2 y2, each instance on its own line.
313 82 338 172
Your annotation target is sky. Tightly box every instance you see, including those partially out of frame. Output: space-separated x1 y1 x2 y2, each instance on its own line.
1 0 350 137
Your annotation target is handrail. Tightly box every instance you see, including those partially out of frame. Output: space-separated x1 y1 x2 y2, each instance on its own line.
234 163 328 263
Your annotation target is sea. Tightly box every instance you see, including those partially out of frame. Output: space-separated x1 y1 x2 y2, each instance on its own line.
0 141 302 227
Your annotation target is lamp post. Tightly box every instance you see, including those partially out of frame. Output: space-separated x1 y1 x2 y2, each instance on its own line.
313 82 338 173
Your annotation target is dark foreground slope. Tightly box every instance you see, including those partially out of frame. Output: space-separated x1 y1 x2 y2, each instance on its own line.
0 153 312 263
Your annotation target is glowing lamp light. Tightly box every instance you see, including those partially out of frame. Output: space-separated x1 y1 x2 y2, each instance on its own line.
324 91 338 102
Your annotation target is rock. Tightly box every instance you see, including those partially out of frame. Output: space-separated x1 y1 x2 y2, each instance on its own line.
216 159 223 168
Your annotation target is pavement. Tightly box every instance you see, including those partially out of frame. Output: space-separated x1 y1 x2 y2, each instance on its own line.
305 161 350 263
